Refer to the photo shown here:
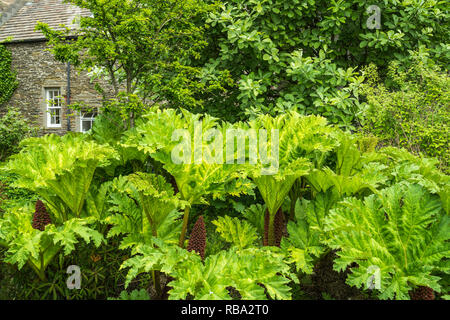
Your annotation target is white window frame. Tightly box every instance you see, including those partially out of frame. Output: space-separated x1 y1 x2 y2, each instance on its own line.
79 109 98 133
45 88 62 128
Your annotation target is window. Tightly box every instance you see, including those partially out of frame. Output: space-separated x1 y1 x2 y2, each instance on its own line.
45 88 62 128
80 110 97 133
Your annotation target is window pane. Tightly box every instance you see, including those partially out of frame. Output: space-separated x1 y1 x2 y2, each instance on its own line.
80 110 97 133
50 108 61 125
45 88 62 127
46 88 61 107
54 96 61 107
82 120 93 132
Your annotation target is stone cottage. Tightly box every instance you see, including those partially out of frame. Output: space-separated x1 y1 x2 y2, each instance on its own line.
0 0 110 134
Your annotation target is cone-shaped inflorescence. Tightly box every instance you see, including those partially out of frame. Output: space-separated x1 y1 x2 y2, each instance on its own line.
32 199 52 231
409 286 435 300
187 216 206 260
263 208 284 247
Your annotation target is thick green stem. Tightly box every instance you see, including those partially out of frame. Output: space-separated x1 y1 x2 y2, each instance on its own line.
39 252 47 281
289 195 297 221
143 207 155 237
27 261 42 281
38 269 46 282
28 253 47 282
179 206 190 248
149 224 162 298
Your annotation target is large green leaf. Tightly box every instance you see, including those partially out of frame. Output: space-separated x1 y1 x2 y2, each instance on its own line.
121 240 295 300
325 183 449 300
247 113 336 216
212 215 258 249
4 133 118 221
124 108 253 205
105 173 186 251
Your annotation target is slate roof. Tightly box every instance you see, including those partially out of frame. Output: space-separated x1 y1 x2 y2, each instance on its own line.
0 0 90 43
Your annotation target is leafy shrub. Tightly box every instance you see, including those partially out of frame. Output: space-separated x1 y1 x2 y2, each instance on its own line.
0 107 37 162
360 50 449 172
0 236 138 300
109 289 150 300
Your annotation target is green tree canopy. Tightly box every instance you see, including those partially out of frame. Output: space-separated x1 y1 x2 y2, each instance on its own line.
195 0 449 123
37 0 225 126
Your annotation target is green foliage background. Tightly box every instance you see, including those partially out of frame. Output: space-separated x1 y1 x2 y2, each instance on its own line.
360 50 449 172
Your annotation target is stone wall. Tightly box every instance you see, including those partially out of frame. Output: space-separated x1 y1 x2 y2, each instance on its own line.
1 40 113 135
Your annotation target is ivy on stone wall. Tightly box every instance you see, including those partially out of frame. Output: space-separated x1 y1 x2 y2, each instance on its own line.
0 44 18 107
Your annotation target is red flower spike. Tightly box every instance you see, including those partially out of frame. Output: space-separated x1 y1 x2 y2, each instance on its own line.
187 216 206 260
409 286 435 300
32 199 52 231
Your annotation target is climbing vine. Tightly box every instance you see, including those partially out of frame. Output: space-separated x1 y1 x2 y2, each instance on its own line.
0 44 18 107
